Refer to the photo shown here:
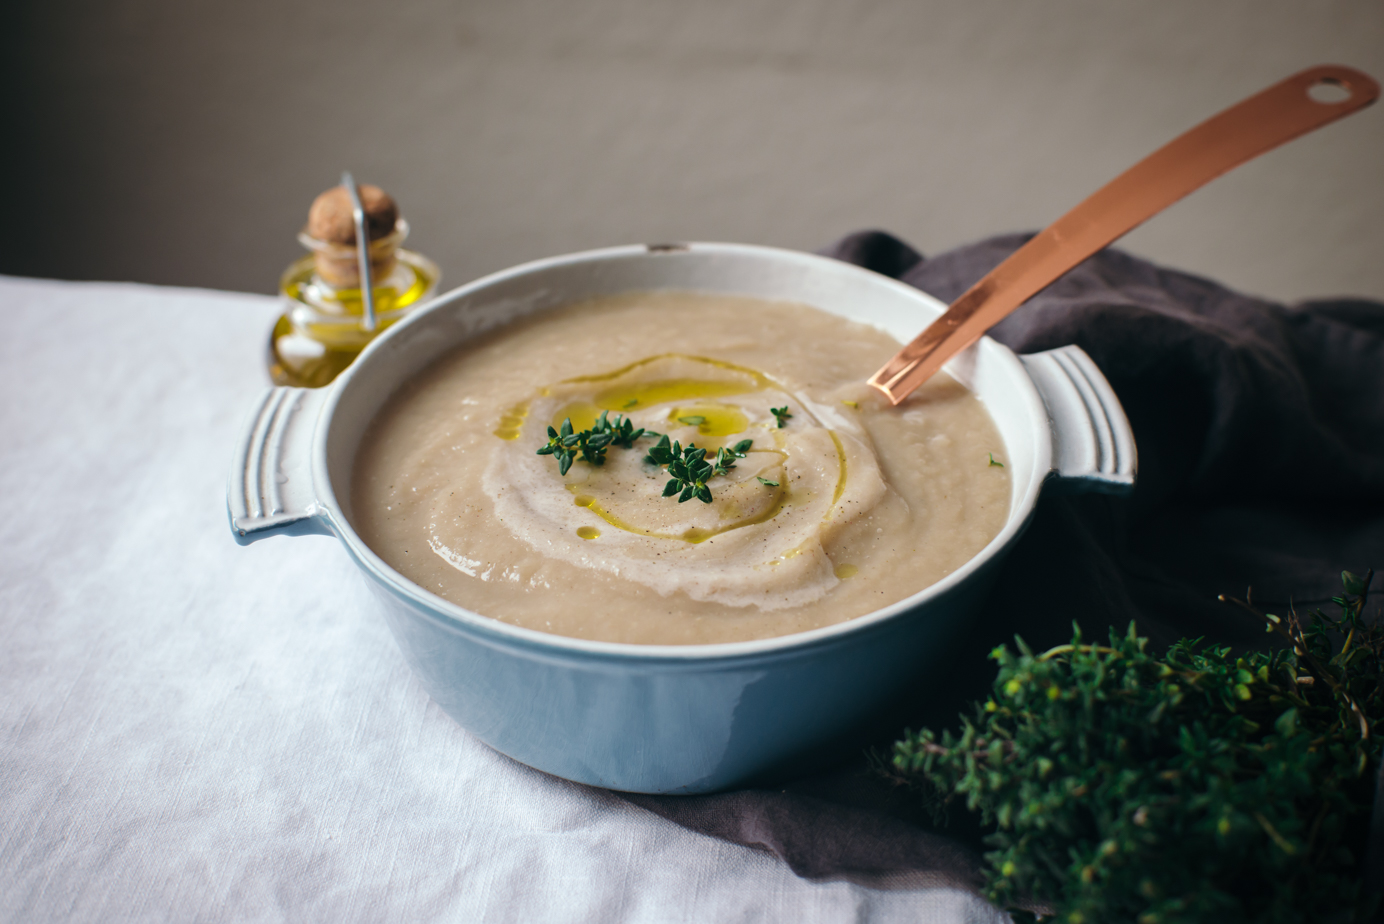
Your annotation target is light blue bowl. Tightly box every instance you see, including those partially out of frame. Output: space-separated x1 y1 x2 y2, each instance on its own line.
228 243 1135 794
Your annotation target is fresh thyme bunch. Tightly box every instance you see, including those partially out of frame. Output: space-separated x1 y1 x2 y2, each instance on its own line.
892 572 1382 924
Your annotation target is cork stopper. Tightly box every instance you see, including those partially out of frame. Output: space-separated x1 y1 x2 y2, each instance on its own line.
308 184 399 245
304 183 405 290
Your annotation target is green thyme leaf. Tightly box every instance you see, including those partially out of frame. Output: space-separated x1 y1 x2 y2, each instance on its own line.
677 415 707 426
988 453 1004 468
771 406 792 428
644 434 676 466
756 476 779 487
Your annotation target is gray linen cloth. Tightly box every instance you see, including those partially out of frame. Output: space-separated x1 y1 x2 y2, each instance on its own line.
622 231 1384 891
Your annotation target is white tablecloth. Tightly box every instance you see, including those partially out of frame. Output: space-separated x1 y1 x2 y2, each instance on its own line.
0 276 1006 923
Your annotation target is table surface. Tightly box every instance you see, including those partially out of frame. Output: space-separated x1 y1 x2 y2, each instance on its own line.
0 276 1005 923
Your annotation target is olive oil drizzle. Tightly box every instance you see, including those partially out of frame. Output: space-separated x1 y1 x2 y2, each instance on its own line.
568 469 788 544
666 404 750 441
558 352 778 388
827 431 849 511
493 402 530 441
503 353 851 542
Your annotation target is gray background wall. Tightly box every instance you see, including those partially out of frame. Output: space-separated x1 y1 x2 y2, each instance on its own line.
5 0 1382 302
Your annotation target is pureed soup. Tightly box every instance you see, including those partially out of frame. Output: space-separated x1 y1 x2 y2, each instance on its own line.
351 291 1010 645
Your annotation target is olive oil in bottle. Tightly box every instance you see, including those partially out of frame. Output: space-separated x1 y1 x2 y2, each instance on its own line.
268 182 439 388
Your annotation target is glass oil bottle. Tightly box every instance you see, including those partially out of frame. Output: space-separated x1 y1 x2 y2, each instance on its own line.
268 180 439 388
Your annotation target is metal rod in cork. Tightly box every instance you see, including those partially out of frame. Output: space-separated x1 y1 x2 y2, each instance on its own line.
342 171 378 333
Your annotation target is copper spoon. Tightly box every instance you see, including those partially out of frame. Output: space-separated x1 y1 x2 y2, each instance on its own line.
869 64 1380 405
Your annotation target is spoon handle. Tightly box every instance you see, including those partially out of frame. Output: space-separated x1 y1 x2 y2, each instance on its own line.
869 64 1380 405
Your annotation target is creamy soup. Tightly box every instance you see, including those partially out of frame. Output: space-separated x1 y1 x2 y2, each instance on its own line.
351 292 1010 645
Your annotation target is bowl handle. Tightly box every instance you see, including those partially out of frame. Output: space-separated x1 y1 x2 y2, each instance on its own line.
227 386 334 545
1020 345 1137 494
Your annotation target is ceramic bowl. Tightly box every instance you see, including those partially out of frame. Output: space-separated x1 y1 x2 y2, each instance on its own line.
228 242 1135 794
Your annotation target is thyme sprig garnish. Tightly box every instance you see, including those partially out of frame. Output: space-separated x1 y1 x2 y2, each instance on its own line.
535 408 758 504
645 436 753 503
535 411 651 475
771 406 793 428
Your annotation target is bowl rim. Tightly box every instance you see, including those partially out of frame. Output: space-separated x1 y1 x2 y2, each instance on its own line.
311 241 1051 664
